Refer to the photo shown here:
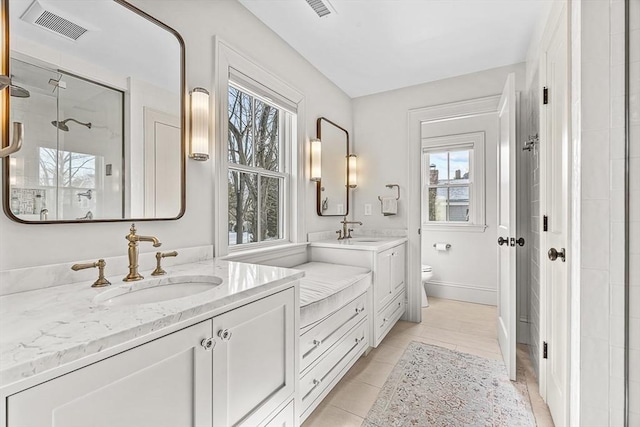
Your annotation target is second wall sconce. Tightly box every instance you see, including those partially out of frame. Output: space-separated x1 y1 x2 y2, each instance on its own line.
310 138 322 181
348 154 357 188
189 87 210 161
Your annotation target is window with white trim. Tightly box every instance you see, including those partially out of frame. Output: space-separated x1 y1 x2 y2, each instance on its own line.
227 83 293 247
421 132 486 231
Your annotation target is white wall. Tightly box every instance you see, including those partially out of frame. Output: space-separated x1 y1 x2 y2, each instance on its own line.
352 63 526 306
0 0 352 272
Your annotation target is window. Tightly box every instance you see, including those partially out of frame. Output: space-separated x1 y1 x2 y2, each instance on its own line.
227 84 290 247
421 132 486 231
426 149 471 222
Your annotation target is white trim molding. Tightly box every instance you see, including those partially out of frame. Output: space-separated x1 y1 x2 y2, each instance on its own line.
425 280 497 306
213 37 306 257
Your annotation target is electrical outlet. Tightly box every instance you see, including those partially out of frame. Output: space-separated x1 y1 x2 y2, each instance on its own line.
364 203 372 216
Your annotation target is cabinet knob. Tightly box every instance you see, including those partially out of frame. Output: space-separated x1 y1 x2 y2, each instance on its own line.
200 338 215 351
313 339 322 347
218 329 232 341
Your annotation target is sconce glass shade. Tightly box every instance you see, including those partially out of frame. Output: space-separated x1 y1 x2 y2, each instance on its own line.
310 138 322 181
348 154 357 188
189 87 210 161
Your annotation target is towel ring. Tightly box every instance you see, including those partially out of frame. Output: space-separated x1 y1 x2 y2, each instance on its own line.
377 184 400 202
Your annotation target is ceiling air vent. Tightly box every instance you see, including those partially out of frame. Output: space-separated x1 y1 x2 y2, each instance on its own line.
21 0 89 41
305 0 332 17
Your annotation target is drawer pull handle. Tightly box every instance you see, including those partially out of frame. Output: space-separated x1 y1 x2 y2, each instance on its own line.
381 318 387 327
303 379 322 401
313 339 322 347
355 335 365 344
200 338 215 351
218 329 232 342
355 307 364 314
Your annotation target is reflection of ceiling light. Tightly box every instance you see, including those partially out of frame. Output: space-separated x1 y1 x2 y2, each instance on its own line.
21 0 89 41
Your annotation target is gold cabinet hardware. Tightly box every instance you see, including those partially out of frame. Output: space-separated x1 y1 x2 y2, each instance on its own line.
123 223 161 282
151 251 178 276
71 259 111 288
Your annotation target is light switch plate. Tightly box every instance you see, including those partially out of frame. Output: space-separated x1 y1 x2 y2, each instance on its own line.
364 203 372 216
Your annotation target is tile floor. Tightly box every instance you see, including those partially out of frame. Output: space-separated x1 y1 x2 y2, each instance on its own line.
302 297 555 427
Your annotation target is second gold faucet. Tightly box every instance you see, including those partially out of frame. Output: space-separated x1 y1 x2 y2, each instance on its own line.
123 223 161 282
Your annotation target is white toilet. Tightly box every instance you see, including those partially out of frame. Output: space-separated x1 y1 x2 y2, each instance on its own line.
421 264 433 307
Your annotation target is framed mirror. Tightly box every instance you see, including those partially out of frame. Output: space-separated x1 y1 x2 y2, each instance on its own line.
316 117 349 216
1 0 185 223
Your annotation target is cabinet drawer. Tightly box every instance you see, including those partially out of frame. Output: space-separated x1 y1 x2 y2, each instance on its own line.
262 399 295 427
300 292 367 373
300 319 368 414
375 290 405 344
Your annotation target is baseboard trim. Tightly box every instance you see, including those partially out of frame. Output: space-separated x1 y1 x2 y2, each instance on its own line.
426 280 497 306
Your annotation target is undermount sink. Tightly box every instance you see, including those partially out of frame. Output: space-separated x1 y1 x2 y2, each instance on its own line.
94 275 223 306
347 238 386 243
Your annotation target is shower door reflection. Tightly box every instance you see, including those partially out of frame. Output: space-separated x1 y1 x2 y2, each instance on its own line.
9 58 124 221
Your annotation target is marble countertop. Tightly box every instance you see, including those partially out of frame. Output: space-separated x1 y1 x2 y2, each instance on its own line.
0 259 303 388
309 236 408 252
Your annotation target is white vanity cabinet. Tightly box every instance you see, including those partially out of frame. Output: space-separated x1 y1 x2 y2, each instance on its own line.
7 320 214 427
5 287 297 427
309 239 407 347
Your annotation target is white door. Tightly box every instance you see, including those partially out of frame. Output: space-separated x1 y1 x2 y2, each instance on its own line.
8 320 213 426
144 108 181 218
541 5 569 424
497 73 517 381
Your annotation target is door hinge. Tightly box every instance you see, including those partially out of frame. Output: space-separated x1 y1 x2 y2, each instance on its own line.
543 87 549 105
543 341 548 359
543 215 548 232
418 228 421 235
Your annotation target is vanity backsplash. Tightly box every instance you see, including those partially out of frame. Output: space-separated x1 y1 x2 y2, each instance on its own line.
0 245 214 297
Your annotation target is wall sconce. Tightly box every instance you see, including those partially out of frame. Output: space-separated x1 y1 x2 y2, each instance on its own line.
310 138 322 181
348 154 357 188
189 87 210 161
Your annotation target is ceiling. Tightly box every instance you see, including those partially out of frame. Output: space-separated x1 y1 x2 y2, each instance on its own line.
238 0 551 98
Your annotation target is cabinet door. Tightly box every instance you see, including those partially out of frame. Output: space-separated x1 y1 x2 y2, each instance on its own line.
375 248 394 312
212 288 296 427
8 321 213 427
390 243 405 293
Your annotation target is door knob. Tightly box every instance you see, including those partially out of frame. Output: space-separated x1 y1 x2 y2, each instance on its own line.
218 329 232 341
548 247 566 262
515 238 525 247
497 237 509 246
200 338 215 351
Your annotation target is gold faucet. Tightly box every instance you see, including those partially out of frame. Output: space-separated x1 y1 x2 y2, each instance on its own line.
123 223 161 282
339 216 363 240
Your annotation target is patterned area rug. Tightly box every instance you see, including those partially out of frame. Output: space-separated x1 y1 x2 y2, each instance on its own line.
363 341 536 427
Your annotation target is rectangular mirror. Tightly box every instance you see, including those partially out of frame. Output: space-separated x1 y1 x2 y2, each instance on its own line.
1 0 185 223
316 117 349 216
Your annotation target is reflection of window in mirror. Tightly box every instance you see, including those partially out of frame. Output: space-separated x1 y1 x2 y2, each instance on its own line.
5 0 185 222
316 117 349 217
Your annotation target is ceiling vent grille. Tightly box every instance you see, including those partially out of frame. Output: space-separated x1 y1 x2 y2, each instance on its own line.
21 1 89 41
305 0 331 17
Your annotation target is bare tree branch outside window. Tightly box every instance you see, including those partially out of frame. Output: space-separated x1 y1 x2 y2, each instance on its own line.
228 85 285 246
